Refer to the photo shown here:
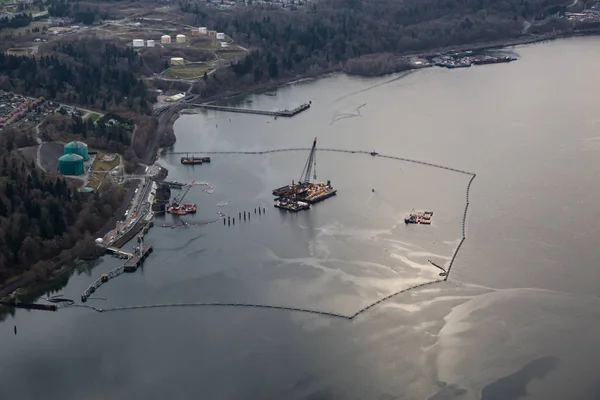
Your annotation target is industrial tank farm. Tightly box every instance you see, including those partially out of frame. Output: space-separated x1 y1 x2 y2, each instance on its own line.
58 154 84 176
64 140 89 161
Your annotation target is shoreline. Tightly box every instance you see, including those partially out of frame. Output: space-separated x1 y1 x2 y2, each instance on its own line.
1 31 597 311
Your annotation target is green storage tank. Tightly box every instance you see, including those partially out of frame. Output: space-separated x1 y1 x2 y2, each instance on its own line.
58 154 84 176
64 140 89 161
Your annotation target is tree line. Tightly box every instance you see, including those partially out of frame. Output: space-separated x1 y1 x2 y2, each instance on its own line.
0 39 153 114
180 0 565 89
0 128 124 286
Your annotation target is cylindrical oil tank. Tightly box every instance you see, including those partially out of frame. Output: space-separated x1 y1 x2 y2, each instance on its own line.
146 39 155 47
64 140 89 161
161 35 171 44
216 32 225 40
58 154 84 176
176 34 186 43
133 39 144 47
170 57 184 66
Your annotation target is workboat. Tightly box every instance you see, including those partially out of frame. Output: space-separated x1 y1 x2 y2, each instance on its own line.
181 203 197 213
181 155 211 165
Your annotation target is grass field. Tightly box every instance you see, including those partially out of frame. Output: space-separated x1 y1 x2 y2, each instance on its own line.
166 64 212 79
88 174 105 191
93 150 120 172
86 113 101 122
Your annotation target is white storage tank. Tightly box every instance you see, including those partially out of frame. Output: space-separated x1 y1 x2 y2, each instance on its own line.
216 32 225 40
161 35 171 44
170 57 184 66
146 39 155 47
199 27 207 34
176 34 186 43
132 39 144 47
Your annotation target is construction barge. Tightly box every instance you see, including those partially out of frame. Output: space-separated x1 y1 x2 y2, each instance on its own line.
181 155 211 165
405 210 434 225
274 198 310 212
166 180 197 215
272 137 337 212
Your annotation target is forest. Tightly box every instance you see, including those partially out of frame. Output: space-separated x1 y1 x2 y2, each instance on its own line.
40 112 133 154
180 0 566 91
0 128 124 287
0 40 153 114
0 38 159 161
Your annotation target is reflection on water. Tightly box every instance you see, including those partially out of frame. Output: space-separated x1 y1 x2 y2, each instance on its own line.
1 37 600 399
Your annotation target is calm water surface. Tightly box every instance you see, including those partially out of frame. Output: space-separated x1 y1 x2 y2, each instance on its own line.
2 37 600 399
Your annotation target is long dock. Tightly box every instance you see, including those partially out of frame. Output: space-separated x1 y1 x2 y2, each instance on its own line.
0 300 57 312
111 220 153 248
189 103 310 117
81 244 153 302
106 247 134 259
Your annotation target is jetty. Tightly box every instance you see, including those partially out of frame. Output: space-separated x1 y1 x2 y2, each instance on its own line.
0 300 57 312
189 102 310 117
82 238 153 302
111 220 153 248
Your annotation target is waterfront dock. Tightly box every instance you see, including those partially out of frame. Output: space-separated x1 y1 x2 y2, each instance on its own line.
82 242 153 302
111 220 153 248
123 244 153 272
189 102 310 117
0 300 57 312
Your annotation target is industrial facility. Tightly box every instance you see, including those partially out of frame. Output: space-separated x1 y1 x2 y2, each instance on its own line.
176 34 186 43
208 30 217 38
133 39 144 47
216 32 225 40
58 153 84 176
191 27 208 35
147 39 155 47
161 35 171 44
64 140 89 161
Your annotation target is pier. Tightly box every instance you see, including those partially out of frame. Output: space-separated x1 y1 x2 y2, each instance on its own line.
188 102 310 117
123 244 153 272
106 246 134 259
111 220 153 248
0 300 57 312
82 242 154 302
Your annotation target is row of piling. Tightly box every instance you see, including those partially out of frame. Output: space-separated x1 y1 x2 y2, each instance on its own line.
224 207 266 226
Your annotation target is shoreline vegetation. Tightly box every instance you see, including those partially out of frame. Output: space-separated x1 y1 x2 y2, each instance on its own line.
1 18 598 307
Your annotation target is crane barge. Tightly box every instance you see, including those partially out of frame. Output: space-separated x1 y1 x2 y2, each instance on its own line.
167 180 197 215
273 137 337 211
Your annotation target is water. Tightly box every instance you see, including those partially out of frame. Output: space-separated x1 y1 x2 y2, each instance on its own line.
3 37 600 399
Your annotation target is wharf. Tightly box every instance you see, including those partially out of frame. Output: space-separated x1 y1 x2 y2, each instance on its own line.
0 300 57 312
189 103 310 117
123 245 153 272
111 220 153 248
82 244 153 302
